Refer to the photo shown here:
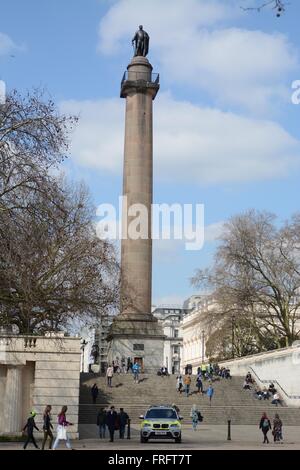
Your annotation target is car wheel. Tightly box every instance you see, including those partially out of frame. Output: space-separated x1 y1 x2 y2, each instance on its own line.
175 436 182 443
140 436 148 443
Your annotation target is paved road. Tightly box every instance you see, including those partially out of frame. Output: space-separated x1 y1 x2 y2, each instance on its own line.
1 425 300 450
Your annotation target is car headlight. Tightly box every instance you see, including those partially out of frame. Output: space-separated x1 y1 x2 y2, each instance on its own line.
142 423 152 428
170 424 180 428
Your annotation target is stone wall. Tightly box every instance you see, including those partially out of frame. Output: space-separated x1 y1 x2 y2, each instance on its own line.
220 345 300 407
0 335 81 438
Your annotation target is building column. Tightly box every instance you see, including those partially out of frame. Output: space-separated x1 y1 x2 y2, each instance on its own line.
4 365 23 433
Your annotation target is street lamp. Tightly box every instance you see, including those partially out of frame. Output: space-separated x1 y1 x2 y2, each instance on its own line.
80 339 87 372
231 315 236 359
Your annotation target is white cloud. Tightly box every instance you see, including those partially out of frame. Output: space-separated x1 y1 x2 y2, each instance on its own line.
0 32 19 56
61 93 300 184
98 0 298 113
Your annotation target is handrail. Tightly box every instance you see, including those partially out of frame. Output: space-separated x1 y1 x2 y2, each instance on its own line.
248 366 300 400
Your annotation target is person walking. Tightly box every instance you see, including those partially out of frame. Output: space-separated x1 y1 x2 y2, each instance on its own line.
41 405 53 450
207 385 214 406
196 373 203 394
273 413 283 443
96 407 107 438
184 374 191 397
118 408 129 439
106 365 114 387
106 406 118 442
176 375 183 394
52 406 73 450
259 412 271 444
190 404 199 431
91 383 99 404
132 361 140 384
23 410 40 450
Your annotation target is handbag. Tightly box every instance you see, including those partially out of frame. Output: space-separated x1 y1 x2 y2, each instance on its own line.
57 424 67 440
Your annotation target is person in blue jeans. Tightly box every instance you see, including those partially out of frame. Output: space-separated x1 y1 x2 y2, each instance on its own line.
97 408 107 438
207 385 214 406
184 374 191 397
132 361 141 383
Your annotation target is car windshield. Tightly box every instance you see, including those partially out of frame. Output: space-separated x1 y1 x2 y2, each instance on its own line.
145 409 177 419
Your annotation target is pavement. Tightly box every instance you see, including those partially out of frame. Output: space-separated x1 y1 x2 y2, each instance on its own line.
1 425 300 450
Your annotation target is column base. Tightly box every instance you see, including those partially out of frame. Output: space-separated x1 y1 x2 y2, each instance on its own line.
107 315 165 373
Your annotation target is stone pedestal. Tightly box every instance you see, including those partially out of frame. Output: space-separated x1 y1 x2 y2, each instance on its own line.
108 56 164 370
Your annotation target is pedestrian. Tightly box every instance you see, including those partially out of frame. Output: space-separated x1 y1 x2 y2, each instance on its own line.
196 373 203 394
118 408 129 439
271 392 283 407
42 405 53 450
97 407 107 438
207 384 214 406
176 375 183 394
184 373 191 397
132 361 140 384
91 383 99 404
172 403 180 414
23 410 40 450
106 364 114 387
190 404 200 431
52 406 73 450
106 406 118 442
273 413 283 443
259 412 271 444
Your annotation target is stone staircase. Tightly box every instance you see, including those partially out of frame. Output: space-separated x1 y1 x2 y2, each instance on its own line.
79 373 300 425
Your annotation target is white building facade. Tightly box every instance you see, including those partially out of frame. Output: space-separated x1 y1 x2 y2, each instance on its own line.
152 306 189 373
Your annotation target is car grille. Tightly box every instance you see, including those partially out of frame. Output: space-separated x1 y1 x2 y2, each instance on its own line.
152 423 169 429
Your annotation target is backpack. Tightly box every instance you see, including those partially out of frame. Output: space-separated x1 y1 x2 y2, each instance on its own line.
262 418 269 428
197 412 203 422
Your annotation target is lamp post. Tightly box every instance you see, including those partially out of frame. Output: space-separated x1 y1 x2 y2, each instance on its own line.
80 339 87 372
231 315 236 359
201 330 205 363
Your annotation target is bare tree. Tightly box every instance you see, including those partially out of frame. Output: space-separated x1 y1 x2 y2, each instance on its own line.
192 210 300 358
241 0 288 17
0 179 119 334
0 89 77 214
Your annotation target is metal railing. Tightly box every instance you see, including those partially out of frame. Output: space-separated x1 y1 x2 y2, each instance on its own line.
121 71 159 86
249 366 300 400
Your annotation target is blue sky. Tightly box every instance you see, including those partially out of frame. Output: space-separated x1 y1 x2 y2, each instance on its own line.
1 0 300 306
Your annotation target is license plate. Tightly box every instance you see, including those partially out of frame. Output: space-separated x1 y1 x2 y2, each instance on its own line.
155 431 167 435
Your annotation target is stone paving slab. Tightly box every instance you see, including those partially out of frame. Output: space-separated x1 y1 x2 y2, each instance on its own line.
1 425 300 450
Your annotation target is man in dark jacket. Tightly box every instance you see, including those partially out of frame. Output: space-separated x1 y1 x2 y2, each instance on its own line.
96 408 107 438
106 406 118 442
23 411 40 449
118 408 129 439
91 383 99 404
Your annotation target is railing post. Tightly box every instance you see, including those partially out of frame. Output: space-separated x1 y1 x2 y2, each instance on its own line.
227 420 231 441
127 418 131 439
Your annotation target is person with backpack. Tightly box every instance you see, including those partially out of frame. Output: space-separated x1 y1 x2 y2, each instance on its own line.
106 365 114 387
176 375 183 394
22 410 40 450
190 404 203 431
259 412 271 444
42 405 53 450
96 407 107 438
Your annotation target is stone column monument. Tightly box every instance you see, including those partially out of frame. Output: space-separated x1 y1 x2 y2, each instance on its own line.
107 27 164 372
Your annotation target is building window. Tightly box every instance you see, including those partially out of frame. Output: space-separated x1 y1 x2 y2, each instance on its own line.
133 344 144 351
173 345 179 354
174 329 179 338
